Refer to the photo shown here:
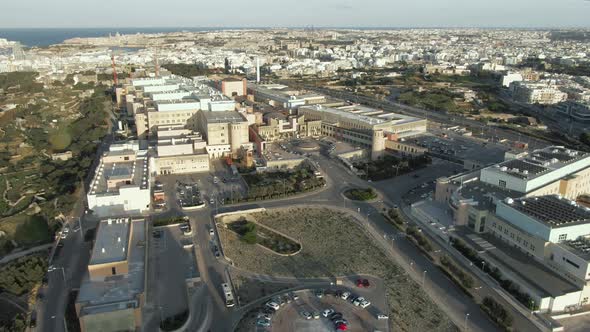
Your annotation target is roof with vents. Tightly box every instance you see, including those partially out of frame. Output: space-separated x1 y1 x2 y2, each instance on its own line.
89 218 131 265
508 196 590 228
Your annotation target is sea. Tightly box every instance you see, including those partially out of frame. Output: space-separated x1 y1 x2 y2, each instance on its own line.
0 27 239 47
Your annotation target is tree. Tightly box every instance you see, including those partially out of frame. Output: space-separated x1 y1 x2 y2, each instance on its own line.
580 132 590 147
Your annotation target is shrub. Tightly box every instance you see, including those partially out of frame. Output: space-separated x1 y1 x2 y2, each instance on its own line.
480 297 513 329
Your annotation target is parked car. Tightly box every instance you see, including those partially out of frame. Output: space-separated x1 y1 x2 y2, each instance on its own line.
265 301 280 311
329 312 343 321
377 314 389 320
322 309 335 318
360 299 371 308
340 291 350 300
314 289 324 298
290 292 299 301
312 311 320 319
356 278 370 288
301 311 312 320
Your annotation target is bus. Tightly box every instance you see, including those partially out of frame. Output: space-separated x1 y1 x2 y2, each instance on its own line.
221 283 235 308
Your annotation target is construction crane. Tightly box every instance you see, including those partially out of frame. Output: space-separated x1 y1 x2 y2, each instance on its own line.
111 54 119 86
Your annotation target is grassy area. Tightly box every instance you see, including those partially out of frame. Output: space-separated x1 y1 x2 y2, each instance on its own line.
0 215 51 251
219 208 455 332
344 188 377 201
354 155 431 181
240 165 325 201
226 218 301 254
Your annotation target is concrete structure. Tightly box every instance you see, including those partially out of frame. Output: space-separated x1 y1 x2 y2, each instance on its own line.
251 112 322 144
553 101 590 123
510 81 568 105
502 72 523 88
153 125 210 175
197 111 253 158
220 78 247 98
298 104 426 160
76 218 146 332
118 75 236 138
87 141 151 217
248 83 326 109
431 146 590 313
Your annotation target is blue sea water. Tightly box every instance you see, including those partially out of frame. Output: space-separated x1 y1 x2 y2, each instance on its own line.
0 27 226 47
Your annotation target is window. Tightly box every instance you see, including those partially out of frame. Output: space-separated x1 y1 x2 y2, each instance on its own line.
558 234 567 242
112 267 117 275
499 180 507 188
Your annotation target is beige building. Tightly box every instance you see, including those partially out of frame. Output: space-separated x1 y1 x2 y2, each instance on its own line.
154 125 210 175
298 104 426 160
197 111 252 158
220 78 247 97
253 112 322 142
76 218 146 332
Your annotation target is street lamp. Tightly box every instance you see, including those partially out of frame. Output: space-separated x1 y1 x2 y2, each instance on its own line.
422 270 427 286
464 313 470 331
481 261 486 272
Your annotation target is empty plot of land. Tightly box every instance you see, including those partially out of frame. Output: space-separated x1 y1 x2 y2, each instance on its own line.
218 208 455 332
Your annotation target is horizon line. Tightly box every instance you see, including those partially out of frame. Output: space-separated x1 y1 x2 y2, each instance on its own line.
1 26 590 30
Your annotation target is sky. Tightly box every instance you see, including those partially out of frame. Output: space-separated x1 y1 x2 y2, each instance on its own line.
1 0 590 29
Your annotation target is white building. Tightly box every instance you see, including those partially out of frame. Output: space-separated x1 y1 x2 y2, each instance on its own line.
87 141 151 217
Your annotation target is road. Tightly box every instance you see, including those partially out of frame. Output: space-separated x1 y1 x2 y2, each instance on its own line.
36 101 117 332
304 85 551 151
181 148 506 332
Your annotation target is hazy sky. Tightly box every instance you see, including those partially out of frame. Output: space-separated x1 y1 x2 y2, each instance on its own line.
2 0 590 28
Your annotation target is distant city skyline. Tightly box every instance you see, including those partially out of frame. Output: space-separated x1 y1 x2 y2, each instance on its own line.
1 0 590 29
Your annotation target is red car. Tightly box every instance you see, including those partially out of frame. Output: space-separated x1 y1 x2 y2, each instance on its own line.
336 323 347 331
356 278 370 288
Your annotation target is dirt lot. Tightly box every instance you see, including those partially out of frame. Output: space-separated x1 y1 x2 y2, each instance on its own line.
218 208 456 332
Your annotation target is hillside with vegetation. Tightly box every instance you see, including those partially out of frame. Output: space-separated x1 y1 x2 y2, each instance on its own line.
0 71 111 256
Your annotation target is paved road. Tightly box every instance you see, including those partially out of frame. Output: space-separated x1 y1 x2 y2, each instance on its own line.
199 151 504 332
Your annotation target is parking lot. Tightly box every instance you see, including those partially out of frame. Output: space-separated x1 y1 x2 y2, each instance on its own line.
155 159 247 212
413 131 508 166
253 288 387 332
151 225 193 318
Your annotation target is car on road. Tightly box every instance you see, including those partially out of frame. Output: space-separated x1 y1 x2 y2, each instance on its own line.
213 245 221 257
209 228 215 237
180 223 192 235
213 176 219 184
301 311 312 320
377 314 389 320
265 301 280 311
322 309 335 318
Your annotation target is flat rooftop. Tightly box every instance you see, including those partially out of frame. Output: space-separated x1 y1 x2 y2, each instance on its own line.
78 219 146 315
202 111 246 123
487 146 590 181
457 180 522 210
301 104 423 128
508 195 590 228
90 157 149 194
561 238 590 261
90 218 130 265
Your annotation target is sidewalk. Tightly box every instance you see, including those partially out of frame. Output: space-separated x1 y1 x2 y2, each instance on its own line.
404 203 551 332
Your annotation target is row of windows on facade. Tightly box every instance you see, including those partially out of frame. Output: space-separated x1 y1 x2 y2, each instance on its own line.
491 222 537 251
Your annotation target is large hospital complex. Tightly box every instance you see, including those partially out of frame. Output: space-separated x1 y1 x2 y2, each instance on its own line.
426 146 590 313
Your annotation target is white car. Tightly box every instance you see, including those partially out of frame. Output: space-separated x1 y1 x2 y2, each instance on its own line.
322 309 334 318
301 311 312 320
265 301 280 311
353 297 365 306
377 314 389 320
209 229 215 237
340 292 350 300
360 300 371 308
